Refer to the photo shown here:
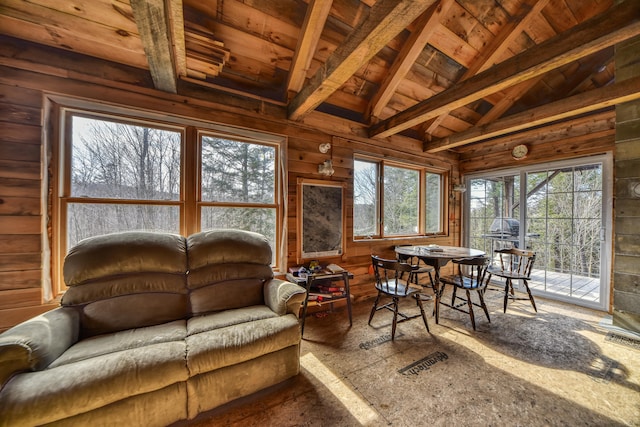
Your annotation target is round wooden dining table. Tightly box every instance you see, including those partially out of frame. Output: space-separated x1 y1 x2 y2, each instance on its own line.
394 245 486 284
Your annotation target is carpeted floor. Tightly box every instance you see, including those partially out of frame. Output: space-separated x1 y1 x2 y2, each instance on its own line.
182 288 640 426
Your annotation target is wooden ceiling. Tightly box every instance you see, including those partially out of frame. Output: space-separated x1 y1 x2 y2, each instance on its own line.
2 0 640 153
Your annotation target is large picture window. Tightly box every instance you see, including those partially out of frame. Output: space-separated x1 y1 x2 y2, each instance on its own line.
57 107 284 290
353 157 446 239
65 115 182 247
199 134 279 258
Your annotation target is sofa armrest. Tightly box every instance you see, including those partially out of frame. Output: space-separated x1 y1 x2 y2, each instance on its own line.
264 278 307 317
0 307 80 388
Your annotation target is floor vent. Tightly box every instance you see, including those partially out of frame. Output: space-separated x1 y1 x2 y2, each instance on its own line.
605 332 640 350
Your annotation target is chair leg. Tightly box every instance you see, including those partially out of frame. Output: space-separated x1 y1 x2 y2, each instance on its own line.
368 293 381 324
415 295 430 333
451 286 457 306
522 279 537 312
503 279 511 313
478 289 491 323
466 289 476 330
435 283 444 324
391 297 399 340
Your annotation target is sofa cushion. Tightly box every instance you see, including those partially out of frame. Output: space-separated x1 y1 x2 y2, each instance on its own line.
187 306 278 335
185 307 301 376
44 383 189 427
0 341 189 426
189 276 267 315
63 231 187 286
49 320 187 368
187 229 275 314
76 293 188 338
187 229 272 268
61 231 189 337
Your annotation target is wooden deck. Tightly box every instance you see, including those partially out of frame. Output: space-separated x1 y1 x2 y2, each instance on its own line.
491 268 602 303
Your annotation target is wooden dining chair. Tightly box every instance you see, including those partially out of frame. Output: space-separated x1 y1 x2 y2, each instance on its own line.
394 245 435 292
436 256 491 330
369 255 430 340
486 248 537 313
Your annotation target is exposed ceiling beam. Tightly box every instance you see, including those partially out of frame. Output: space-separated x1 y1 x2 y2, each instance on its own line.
457 109 614 154
288 0 437 121
423 74 640 152
287 0 333 95
425 0 551 135
130 0 179 93
370 0 640 139
167 0 186 78
367 0 454 120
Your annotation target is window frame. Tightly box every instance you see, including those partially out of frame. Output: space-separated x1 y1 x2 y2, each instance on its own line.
353 155 448 240
52 102 285 295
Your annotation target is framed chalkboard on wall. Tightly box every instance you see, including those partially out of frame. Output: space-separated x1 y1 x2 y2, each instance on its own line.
297 178 345 262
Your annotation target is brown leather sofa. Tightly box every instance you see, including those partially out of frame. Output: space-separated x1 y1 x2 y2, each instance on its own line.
0 229 306 426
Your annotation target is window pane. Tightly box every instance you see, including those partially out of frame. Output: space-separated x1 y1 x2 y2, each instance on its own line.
353 160 378 237
425 172 441 233
67 203 179 248
384 165 419 235
201 207 276 263
71 116 181 200
201 136 275 203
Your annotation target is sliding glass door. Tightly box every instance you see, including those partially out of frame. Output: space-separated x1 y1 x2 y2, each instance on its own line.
465 155 612 310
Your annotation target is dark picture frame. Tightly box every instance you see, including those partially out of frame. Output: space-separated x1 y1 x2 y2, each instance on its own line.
297 178 345 261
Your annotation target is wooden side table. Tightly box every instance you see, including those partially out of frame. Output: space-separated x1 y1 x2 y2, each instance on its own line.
286 270 353 335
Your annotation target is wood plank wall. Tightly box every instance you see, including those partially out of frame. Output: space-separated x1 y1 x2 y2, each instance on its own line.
0 36 619 331
0 81 58 330
0 38 460 330
613 34 640 333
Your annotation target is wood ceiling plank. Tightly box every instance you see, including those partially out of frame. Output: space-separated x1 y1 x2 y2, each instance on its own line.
288 0 437 121
424 74 640 152
212 0 301 50
9 0 140 35
0 14 148 69
428 23 479 68
1 0 142 52
287 0 333 94
426 0 551 135
443 0 501 51
367 0 454 120
201 22 293 71
456 0 512 36
370 1 640 139
130 0 178 93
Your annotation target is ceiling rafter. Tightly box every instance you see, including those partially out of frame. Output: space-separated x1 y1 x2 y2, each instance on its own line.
366 0 454 120
369 0 640 139
425 0 552 136
287 0 333 96
423 74 640 152
130 0 180 93
287 0 437 121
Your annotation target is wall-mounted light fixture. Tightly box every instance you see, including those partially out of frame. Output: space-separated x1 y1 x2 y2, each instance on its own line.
318 159 335 176
319 143 331 153
453 183 467 193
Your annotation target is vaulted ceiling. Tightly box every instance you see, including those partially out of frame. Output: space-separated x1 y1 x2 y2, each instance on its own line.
2 0 640 153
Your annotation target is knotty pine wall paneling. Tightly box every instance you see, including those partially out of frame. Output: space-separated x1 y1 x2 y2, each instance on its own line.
0 82 56 330
0 41 461 328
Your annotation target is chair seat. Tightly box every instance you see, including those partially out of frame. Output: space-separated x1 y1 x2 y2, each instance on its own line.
439 274 483 290
374 280 421 297
487 266 530 280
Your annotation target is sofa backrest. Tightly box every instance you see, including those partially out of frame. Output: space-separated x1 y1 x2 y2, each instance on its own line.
61 231 188 338
187 229 273 315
